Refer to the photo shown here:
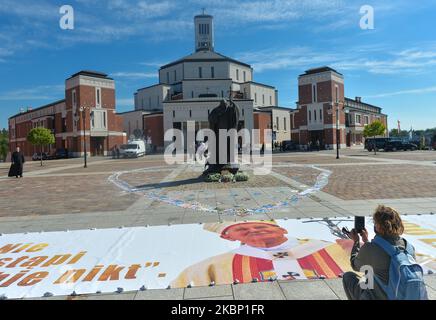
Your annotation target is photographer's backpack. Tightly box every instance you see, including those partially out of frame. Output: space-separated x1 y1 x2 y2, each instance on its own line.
372 235 428 300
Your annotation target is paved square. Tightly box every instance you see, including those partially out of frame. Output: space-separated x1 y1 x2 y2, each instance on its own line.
1 149 436 300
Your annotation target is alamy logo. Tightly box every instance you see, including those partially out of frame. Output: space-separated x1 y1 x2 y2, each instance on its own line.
360 5 375 30
59 5 74 30
163 127 273 175
359 265 375 290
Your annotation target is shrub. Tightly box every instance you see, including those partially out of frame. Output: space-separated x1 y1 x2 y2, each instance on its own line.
235 172 249 182
220 173 234 183
205 173 221 182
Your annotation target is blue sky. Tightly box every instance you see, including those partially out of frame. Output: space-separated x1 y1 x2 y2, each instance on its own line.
1 0 436 130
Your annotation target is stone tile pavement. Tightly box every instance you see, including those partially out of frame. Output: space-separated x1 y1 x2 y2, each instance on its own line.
23 275 436 300
1 150 436 300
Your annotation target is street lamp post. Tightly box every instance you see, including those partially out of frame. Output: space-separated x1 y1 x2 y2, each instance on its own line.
335 101 349 160
79 106 89 168
81 107 88 168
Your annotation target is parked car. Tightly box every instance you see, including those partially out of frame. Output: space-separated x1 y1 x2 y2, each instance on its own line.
119 140 146 158
53 148 69 159
32 152 49 161
282 140 298 151
364 137 393 151
384 140 418 151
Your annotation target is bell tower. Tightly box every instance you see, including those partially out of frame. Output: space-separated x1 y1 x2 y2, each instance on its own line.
194 10 214 52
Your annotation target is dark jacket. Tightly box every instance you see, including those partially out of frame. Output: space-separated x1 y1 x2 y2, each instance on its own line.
350 235 415 299
11 151 25 164
8 151 25 177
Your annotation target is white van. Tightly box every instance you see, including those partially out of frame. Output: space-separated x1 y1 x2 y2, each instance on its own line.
119 140 146 158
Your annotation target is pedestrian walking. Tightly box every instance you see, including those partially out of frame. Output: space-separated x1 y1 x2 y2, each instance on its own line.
8 146 25 178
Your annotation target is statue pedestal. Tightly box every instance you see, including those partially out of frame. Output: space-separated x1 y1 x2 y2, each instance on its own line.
203 163 239 175
221 164 239 175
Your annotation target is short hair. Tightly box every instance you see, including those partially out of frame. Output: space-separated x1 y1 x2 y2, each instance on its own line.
373 205 404 237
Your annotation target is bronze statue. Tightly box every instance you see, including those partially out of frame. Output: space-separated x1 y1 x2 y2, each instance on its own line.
203 96 240 175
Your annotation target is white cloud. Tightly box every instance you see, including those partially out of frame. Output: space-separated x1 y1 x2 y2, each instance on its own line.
0 85 64 101
139 61 167 67
0 0 58 19
189 0 344 23
112 72 157 79
364 86 436 98
236 43 436 76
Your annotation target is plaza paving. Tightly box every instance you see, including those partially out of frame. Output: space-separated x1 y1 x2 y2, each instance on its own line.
1 148 436 300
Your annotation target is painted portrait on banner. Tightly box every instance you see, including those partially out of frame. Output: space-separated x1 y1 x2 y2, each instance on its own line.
0 216 435 299
171 220 355 288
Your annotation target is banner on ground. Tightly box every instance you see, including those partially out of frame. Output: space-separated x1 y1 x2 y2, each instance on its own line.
0 215 435 298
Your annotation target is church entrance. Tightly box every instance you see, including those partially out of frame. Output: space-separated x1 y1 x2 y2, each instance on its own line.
91 137 106 156
309 130 325 150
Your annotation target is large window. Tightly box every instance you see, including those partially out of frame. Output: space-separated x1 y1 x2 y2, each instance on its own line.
211 66 215 78
312 84 317 103
356 114 361 124
199 67 202 78
276 117 279 130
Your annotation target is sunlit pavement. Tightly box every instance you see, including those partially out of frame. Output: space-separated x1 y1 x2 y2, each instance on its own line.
2 148 436 299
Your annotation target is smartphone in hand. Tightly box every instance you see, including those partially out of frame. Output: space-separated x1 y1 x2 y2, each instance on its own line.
355 216 365 233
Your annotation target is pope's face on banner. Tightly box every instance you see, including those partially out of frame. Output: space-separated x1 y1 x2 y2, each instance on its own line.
221 222 288 248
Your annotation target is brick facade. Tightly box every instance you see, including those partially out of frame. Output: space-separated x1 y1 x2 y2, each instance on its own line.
253 111 272 145
291 67 387 149
8 71 127 158
143 113 164 148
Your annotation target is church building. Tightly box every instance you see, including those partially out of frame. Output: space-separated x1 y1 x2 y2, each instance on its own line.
131 13 291 149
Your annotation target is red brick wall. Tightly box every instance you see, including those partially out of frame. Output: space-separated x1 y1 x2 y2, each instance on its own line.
108 136 126 152
253 112 271 144
293 105 308 127
298 84 312 104
144 115 164 147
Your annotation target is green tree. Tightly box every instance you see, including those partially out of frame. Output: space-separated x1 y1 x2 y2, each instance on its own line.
389 128 408 137
27 127 55 166
0 129 8 162
363 121 387 155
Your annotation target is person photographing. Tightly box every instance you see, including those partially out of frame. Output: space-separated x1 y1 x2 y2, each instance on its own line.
342 205 428 300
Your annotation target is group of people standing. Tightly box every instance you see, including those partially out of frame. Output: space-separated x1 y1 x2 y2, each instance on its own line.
307 139 321 151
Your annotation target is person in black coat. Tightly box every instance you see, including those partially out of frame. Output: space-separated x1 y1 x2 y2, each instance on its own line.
8 147 25 178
